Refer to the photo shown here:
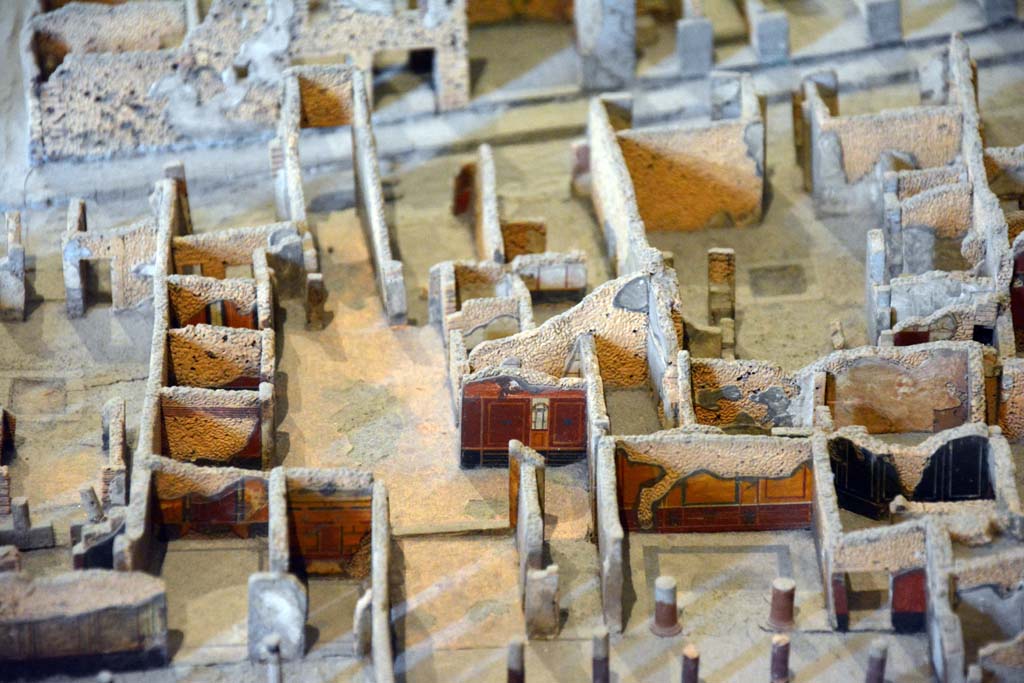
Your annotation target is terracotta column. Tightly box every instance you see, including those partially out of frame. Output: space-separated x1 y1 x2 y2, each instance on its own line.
865 638 887 683
508 638 525 683
592 626 609 683
769 577 796 631
681 644 700 683
651 575 682 637
771 634 790 683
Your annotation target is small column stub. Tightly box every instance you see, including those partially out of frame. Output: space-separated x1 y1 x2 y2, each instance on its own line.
681 643 700 683
769 577 796 631
508 638 525 683
865 638 888 683
771 634 791 683
651 575 682 637
592 625 609 683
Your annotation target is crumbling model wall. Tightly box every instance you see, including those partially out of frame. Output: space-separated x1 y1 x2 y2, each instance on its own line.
796 38 970 201
167 273 271 329
151 457 269 537
615 430 813 532
23 0 470 163
0 570 168 667
352 69 407 325
284 468 374 576
293 0 469 112
594 437 624 633
689 358 802 432
826 424 1001 519
469 273 652 387
459 368 586 466
586 95 660 277
370 481 395 683
167 325 274 389
810 342 984 434
617 78 764 231
171 222 301 280
159 385 272 468
62 201 159 316
28 1 185 79
510 441 560 638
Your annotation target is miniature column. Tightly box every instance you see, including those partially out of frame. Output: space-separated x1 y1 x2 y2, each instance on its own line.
592 626 609 683
770 634 791 683
681 644 700 683
508 638 525 683
651 575 682 637
707 248 736 325
79 485 105 524
768 577 796 631
865 638 887 683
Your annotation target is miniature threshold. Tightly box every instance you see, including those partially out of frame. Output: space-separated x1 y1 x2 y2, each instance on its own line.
2 1 1024 682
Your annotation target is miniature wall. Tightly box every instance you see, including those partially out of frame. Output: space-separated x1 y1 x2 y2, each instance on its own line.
167 325 273 389
23 0 469 163
291 65 355 129
798 39 969 196
370 482 395 683
284 468 375 577
150 458 269 538
171 222 301 281
826 425 997 521
617 113 764 231
815 453 932 632
274 72 308 225
29 1 184 78
986 145 1024 200
822 106 962 185
456 144 505 263
999 359 1024 442
811 342 984 435
615 430 813 533
508 251 587 294
645 269 683 423
594 437 624 633
888 181 975 276
167 274 266 329
62 206 159 315
587 96 661 277
469 273 651 387
459 368 586 466
890 299 998 347
352 69 407 325
158 385 271 468
292 0 470 112
577 334 610 509
689 358 802 433
0 570 168 667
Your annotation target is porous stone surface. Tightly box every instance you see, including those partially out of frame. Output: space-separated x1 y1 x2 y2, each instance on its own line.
247 571 307 662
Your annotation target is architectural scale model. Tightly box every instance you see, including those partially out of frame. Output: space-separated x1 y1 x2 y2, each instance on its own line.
1 1 1024 682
